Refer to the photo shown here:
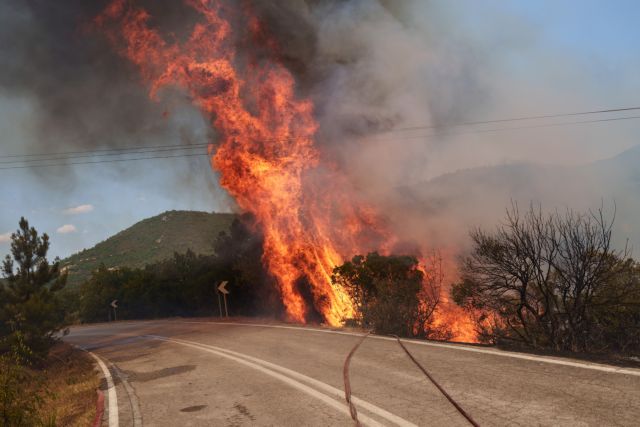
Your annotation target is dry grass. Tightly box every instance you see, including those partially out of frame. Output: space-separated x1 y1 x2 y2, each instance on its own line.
32 342 99 426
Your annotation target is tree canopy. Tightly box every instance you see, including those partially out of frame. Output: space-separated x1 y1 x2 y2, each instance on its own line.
332 252 448 338
77 215 284 322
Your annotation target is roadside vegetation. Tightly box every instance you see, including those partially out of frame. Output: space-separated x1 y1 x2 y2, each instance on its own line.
73 212 449 339
452 203 640 355
1 206 633 425
71 204 640 354
0 340 98 426
77 214 283 322
73 213 441 339
332 252 451 339
0 218 97 426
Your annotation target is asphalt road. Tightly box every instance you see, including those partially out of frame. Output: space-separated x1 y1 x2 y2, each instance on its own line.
64 319 640 427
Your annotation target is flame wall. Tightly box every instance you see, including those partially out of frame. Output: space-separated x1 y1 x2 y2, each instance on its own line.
97 0 398 325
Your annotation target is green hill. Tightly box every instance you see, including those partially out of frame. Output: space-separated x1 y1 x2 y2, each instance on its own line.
61 210 236 288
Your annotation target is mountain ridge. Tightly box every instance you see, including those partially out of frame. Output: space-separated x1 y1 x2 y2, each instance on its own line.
61 210 236 288
389 144 640 250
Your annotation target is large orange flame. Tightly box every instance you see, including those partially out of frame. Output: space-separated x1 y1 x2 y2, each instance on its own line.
97 0 476 340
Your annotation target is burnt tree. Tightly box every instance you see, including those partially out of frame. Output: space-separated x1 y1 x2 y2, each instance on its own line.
453 203 639 352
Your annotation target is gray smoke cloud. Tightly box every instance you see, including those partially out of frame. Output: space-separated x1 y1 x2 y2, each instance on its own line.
0 0 233 210
0 1 168 152
254 0 639 252
0 0 637 255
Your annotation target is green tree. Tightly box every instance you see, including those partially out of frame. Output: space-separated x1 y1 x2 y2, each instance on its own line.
213 215 282 317
79 264 128 322
77 215 279 322
332 252 446 338
0 218 67 360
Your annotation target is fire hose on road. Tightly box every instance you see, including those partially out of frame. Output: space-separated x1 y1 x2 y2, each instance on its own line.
343 332 372 426
343 332 480 427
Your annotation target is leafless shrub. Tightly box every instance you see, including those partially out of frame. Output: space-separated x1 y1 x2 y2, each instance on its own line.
453 202 640 353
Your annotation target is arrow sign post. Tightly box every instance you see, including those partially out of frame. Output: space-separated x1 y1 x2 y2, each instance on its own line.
110 300 118 321
217 281 229 318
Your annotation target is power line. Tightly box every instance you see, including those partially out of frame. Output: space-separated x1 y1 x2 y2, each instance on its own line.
381 105 640 134
0 145 208 165
1 114 638 170
0 142 211 159
362 114 640 143
1 105 639 170
0 153 209 170
2 104 640 161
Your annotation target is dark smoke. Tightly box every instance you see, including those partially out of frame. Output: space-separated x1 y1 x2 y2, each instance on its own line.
0 0 221 199
0 1 482 153
0 1 166 151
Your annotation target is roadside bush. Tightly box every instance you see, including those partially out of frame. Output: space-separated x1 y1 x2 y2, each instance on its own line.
0 333 43 426
452 203 640 353
332 252 448 338
79 253 219 321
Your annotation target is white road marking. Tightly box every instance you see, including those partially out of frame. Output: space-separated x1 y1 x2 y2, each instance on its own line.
148 335 416 427
87 350 119 427
176 320 640 377
153 335 417 427
112 365 143 427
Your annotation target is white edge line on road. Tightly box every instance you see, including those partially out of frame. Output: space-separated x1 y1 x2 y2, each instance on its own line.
148 335 389 427
150 335 417 427
112 365 143 427
86 350 119 427
175 321 640 377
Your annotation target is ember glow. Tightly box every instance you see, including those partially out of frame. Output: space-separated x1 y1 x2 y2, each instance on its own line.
97 0 476 340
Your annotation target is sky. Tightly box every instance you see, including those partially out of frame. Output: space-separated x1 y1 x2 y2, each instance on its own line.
0 0 639 259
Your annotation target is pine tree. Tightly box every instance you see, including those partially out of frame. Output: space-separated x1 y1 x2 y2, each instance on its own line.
0 218 67 360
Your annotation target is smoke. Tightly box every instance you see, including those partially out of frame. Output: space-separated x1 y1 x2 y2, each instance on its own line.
1 0 638 254
228 0 491 254
0 1 164 151
0 1 483 158
250 0 639 252
0 1 244 262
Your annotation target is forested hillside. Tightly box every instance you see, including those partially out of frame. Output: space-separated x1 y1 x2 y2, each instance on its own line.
61 210 235 288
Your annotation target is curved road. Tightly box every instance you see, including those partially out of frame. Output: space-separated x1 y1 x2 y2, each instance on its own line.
65 319 640 426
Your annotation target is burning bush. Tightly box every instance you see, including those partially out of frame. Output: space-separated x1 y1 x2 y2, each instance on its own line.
332 253 449 339
452 203 640 353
